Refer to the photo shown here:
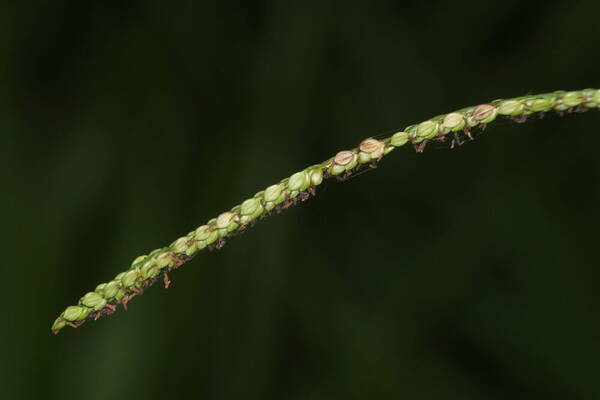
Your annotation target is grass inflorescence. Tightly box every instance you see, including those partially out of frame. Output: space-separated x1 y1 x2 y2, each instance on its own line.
51 88 600 334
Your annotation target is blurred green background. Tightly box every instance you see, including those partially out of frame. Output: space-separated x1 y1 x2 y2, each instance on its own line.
4 1 600 399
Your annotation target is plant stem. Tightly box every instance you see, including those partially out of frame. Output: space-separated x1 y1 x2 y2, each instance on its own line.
51 88 600 334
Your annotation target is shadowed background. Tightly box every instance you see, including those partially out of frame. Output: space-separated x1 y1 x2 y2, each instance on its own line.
3 1 600 399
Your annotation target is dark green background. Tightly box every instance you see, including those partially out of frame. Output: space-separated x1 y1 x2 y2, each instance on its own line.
4 1 600 399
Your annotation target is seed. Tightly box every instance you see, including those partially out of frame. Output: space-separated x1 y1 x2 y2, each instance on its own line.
390 131 409 147
141 259 160 279
527 98 554 112
358 152 371 164
51 317 66 331
334 150 354 165
81 292 107 310
416 121 438 139
288 171 310 191
497 100 523 115
148 248 164 258
310 169 323 186
95 283 106 294
171 237 192 254
121 270 141 288
441 113 465 131
63 306 89 322
156 252 175 269
130 255 147 268
103 281 120 299
359 138 383 153
562 91 583 107
264 184 283 202
471 104 496 121
194 225 211 241
240 198 260 216
216 212 235 229
329 163 345 176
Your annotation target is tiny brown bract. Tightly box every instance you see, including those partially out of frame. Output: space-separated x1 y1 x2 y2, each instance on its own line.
334 150 354 165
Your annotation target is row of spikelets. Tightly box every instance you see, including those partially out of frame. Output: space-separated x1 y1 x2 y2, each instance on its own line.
52 88 600 333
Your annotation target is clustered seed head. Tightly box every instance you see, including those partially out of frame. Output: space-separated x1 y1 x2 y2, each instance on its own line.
52 88 600 333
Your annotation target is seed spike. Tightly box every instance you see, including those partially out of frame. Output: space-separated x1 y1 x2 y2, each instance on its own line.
51 88 600 333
